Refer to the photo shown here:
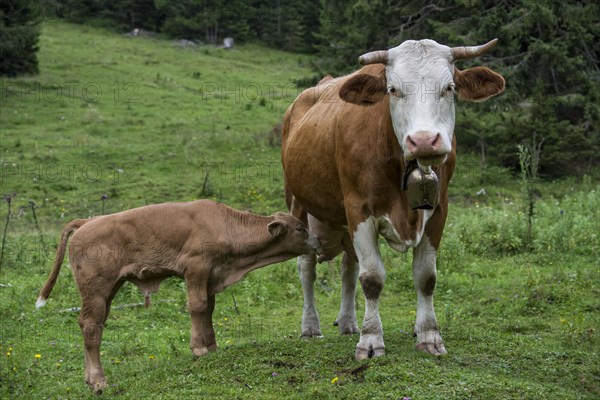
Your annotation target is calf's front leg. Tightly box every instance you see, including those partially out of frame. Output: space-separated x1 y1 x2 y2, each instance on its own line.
185 269 215 357
189 294 216 356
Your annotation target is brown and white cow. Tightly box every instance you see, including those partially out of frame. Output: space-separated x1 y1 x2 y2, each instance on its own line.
282 39 505 359
36 200 319 393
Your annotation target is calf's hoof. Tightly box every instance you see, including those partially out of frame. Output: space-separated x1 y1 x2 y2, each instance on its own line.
86 369 107 395
88 380 108 395
355 346 385 360
192 346 210 357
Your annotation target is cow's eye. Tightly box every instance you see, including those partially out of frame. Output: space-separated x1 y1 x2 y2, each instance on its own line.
445 83 455 95
296 225 305 231
387 86 399 96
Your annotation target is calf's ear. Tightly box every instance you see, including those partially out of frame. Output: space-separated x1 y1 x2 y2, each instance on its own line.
454 67 505 102
267 221 287 237
339 73 387 105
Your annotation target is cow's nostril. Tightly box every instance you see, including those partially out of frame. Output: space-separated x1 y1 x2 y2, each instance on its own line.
407 136 417 148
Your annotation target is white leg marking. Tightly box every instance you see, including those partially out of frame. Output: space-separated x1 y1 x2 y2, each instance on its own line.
353 217 386 359
336 252 359 334
298 253 322 338
412 234 446 355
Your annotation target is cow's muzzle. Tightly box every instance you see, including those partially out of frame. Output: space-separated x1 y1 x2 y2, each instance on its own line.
405 131 448 166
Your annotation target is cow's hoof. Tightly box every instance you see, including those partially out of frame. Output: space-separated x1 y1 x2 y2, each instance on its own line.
415 330 447 356
192 346 209 357
300 326 323 339
300 331 323 339
416 341 447 356
355 346 385 360
334 317 359 335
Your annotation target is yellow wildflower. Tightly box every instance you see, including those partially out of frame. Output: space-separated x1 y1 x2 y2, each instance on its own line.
34 354 42 359
331 376 339 384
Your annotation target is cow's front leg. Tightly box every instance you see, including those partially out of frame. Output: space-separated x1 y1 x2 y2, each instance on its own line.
413 234 446 355
353 217 386 359
334 252 359 334
298 253 322 338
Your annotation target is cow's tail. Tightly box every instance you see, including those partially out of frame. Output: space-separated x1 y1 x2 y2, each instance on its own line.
36 219 89 309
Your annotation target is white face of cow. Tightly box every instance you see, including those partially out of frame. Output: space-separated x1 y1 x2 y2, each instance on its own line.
385 40 455 167
341 38 505 168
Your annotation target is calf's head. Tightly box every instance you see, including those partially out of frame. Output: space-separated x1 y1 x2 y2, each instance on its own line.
267 213 320 255
340 39 505 167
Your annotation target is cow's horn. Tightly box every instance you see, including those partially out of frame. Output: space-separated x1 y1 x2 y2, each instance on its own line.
358 50 388 65
451 38 498 60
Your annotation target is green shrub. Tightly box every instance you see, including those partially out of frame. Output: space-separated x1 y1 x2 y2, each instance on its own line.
533 188 599 256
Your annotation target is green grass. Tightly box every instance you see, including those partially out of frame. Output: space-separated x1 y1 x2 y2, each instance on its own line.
1 22 599 399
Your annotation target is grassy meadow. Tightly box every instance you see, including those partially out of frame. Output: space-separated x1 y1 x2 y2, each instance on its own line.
0 22 598 399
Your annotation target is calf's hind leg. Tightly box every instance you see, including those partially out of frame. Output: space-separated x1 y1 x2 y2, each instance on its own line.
79 295 109 394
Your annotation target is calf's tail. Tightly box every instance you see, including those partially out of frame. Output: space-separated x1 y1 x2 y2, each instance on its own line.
36 219 89 309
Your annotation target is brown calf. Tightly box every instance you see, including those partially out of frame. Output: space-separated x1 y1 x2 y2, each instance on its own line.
36 200 319 393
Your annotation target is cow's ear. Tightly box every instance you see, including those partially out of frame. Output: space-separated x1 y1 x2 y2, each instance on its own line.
339 73 387 105
454 67 505 102
267 221 287 237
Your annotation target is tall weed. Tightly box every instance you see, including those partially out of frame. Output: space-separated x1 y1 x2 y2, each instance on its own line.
446 186 598 256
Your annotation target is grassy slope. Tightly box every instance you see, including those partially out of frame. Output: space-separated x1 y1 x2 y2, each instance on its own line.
0 22 598 399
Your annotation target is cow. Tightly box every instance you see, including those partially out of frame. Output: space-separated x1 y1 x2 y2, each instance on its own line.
36 200 320 393
281 39 505 360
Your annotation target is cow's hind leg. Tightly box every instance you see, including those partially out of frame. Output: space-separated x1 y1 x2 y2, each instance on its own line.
412 235 446 356
334 251 359 334
79 296 108 394
352 217 386 359
298 253 322 338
